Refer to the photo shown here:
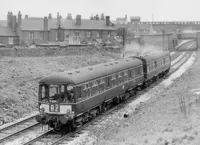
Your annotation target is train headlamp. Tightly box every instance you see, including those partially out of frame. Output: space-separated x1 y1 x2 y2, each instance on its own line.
66 109 71 114
39 106 45 114
65 109 74 119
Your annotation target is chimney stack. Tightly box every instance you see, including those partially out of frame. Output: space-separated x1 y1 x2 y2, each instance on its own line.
57 12 61 26
106 16 110 26
12 15 17 32
25 15 28 19
18 11 22 25
101 13 104 20
67 13 72 20
125 14 127 20
43 16 48 31
44 16 48 41
7 12 11 27
76 15 81 25
48 13 52 19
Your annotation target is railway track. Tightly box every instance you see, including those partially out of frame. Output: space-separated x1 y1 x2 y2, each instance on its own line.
22 52 194 144
1 41 195 145
0 115 38 144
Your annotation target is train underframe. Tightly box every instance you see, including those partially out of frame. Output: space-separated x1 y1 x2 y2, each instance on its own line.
37 68 170 133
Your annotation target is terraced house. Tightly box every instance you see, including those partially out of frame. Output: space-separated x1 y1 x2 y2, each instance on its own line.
5 11 115 46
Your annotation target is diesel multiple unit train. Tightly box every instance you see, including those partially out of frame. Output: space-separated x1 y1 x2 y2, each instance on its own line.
36 51 171 131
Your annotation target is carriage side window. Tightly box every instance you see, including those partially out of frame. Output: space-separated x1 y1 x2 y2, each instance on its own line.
76 86 81 101
155 61 157 68
99 78 105 92
111 75 116 87
106 77 111 89
111 75 116 80
87 82 92 97
132 69 135 78
124 71 128 82
100 78 105 84
91 81 98 95
118 73 122 84
121 72 125 83
128 70 132 79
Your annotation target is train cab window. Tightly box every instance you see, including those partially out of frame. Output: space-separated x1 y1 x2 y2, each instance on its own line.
39 84 49 102
48 84 75 103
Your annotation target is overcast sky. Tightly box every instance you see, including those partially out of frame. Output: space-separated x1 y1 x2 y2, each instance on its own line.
0 0 199 21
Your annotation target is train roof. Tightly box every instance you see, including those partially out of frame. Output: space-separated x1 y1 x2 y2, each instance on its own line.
39 57 143 85
138 50 170 62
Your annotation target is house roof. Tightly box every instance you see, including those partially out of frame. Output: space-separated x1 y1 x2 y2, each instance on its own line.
0 26 17 36
0 20 7 27
20 18 115 31
116 18 126 21
130 16 141 19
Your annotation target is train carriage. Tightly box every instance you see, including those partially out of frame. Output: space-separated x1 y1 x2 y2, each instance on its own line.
36 50 171 131
36 57 144 129
133 51 171 86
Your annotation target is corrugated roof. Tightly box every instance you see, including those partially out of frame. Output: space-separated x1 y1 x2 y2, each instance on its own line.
20 19 115 31
0 26 17 36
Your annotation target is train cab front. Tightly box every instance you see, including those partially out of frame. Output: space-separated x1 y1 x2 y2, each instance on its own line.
35 83 75 130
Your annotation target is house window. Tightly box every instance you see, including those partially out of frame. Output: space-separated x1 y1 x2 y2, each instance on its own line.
8 37 13 44
87 32 91 37
96 32 100 38
40 32 44 39
75 32 79 36
28 32 34 40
